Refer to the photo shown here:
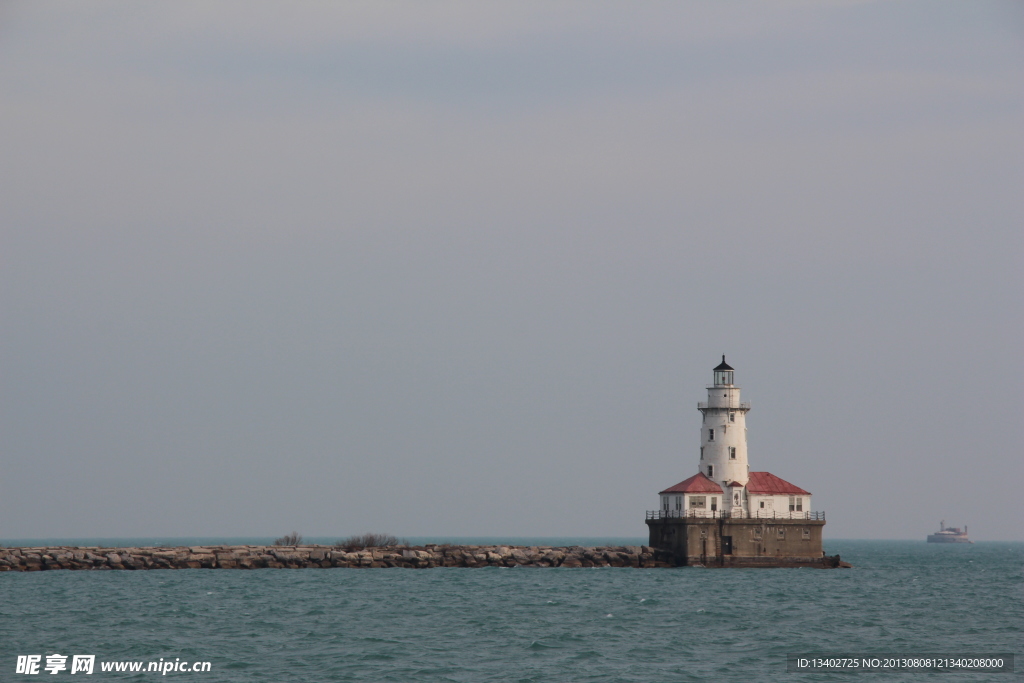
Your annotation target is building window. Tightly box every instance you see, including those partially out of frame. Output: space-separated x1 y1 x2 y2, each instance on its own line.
708 429 714 441
689 495 706 509
729 447 736 460
662 496 668 511
675 496 682 511
759 501 765 509
733 493 739 504
729 412 735 422
711 497 718 511
789 496 795 512
777 528 785 539
700 447 704 460
707 465 713 477
789 496 804 512
797 498 803 512
802 528 810 540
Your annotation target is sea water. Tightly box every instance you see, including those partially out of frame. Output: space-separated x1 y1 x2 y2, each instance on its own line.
1 540 1020 682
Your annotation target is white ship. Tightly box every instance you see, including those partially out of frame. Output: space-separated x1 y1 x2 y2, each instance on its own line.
926 520 972 543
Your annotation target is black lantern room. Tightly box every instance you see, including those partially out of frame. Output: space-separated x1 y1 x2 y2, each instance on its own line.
713 355 734 386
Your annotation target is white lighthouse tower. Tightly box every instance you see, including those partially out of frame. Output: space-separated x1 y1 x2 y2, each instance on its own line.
656 357 812 520
699 356 750 513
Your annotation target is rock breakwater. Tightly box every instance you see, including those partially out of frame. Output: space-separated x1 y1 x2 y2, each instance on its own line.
0 544 678 571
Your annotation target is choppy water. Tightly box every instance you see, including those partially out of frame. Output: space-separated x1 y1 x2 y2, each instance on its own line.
2 540 1020 682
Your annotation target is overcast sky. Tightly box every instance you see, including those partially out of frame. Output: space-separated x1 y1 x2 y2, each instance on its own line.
1 1 1021 541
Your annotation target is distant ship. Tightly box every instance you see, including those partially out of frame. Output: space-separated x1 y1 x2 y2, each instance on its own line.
927 520 972 543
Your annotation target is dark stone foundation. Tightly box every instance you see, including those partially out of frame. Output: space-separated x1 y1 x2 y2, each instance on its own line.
646 517 849 568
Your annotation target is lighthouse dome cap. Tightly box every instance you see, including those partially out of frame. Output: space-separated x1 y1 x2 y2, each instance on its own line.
713 355 734 371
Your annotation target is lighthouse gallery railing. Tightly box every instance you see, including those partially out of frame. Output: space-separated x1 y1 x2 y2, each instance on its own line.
646 509 825 521
697 401 751 410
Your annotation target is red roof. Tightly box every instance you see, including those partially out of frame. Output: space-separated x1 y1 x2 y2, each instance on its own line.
659 472 723 494
727 480 744 487
746 471 810 495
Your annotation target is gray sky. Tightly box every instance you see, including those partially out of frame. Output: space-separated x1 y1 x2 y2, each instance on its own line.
1 1 1021 541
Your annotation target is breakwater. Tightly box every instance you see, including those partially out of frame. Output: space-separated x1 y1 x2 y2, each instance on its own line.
0 544 680 571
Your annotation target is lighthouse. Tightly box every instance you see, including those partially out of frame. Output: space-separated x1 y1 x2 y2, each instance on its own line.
646 357 827 567
700 356 750 505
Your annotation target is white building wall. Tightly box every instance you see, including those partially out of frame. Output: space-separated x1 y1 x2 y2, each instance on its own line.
683 492 721 518
749 494 813 518
658 493 690 514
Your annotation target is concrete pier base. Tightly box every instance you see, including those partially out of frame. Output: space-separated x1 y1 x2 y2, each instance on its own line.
646 516 847 568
